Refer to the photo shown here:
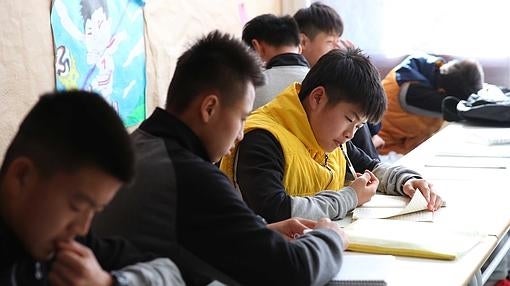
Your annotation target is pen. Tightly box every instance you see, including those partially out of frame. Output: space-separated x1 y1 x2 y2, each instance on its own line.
339 144 357 179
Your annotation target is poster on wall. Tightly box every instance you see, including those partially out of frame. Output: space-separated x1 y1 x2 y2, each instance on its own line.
51 0 146 127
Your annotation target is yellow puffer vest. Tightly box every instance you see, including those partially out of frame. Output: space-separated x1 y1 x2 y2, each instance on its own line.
378 70 443 155
220 83 347 196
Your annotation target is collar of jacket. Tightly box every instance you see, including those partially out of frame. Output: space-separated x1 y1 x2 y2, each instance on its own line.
254 83 325 160
265 53 310 70
0 215 28 271
139 108 211 162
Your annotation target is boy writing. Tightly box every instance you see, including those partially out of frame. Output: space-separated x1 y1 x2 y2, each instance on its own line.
93 31 348 286
220 48 443 223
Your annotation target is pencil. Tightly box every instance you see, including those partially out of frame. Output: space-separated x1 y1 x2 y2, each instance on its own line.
339 144 358 179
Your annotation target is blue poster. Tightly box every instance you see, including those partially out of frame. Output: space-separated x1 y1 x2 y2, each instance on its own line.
51 0 146 127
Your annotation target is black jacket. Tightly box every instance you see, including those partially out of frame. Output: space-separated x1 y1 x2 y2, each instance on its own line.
93 108 344 286
0 218 153 286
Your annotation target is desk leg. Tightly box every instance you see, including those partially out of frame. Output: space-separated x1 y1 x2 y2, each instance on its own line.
468 270 483 286
482 233 510 285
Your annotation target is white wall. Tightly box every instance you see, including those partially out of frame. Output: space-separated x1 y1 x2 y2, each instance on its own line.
323 0 510 86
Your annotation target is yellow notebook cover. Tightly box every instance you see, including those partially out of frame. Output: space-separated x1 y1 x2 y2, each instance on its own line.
344 219 484 260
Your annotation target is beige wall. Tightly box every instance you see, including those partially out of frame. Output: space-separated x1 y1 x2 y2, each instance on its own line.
144 0 281 117
0 0 280 159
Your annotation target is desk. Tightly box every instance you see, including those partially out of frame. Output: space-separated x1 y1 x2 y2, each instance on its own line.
342 123 510 285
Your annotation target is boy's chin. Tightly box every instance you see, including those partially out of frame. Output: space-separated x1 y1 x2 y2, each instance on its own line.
32 245 55 261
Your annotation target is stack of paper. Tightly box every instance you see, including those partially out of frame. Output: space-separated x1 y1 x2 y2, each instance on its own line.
344 219 484 260
352 192 433 222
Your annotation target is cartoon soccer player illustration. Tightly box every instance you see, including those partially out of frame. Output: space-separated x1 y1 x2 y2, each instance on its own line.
81 0 125 104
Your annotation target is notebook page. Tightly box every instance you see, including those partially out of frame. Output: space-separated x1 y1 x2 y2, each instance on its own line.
353 192 429 220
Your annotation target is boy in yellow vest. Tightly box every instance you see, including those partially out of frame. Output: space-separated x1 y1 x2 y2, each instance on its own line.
220 48 443 223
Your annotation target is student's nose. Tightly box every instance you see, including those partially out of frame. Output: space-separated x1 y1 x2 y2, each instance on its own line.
343 126 356 140
71 210 94 237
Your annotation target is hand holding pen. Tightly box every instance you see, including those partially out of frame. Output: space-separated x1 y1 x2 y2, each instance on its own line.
339 144 378 206
350 170 378 206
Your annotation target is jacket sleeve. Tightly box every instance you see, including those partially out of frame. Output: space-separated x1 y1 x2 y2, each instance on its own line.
79 234 185 286
78 232 155 270
292 229 344 286
236 129 357 222
400 82 444 117
181 163 345 286
111 258 185 286
350 124 380 160
346 140 423 195
372 162 423 196
345 140 380 174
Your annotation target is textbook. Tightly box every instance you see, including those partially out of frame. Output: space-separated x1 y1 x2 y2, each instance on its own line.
344 219 484 260
328 254 395 286
352 191 433 222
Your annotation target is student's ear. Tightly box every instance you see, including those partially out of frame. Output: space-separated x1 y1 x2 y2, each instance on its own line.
3 157 38 199
199 94 220 123
307 86 327 110
251 39 269 62
251 39 263 55
299 33 309 52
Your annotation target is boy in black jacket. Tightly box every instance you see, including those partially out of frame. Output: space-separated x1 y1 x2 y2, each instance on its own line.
93 30 348 286
0 91 183 285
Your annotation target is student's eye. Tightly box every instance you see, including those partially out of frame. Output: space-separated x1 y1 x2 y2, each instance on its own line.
69 202 82 212
345 116 353 123
69 199 88 213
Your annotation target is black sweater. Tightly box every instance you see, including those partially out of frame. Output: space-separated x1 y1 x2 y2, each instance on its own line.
0 218 153 286
93 108 344 286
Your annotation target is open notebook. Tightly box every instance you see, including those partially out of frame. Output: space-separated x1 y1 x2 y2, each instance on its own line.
344 219 484 260
328 254 395 286
352 191 434 222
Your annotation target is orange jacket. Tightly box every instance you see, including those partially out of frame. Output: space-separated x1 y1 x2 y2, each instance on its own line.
378 70 443 155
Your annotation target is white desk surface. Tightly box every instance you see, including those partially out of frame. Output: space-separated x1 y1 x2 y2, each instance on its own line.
339 123 510 285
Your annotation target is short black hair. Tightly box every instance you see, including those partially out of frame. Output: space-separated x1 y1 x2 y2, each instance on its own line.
293 2 344 40
299 48 386 123
166 30 265 112
80 0 108 24
242 14 300 48
0 90 134 183
438 59 484 100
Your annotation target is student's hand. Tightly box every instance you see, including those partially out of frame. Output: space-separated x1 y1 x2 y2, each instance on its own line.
372 134 385 149
267 217 317 240
49 240 114 286
350 170 379 206
315 218 349 249
402 178 443 211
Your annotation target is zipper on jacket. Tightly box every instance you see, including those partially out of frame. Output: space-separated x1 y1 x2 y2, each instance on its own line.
323 153 334 188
